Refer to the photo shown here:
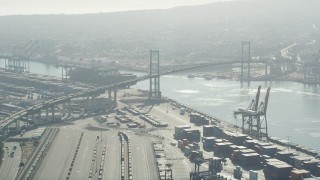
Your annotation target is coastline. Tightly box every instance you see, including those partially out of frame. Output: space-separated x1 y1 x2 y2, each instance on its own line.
160 94 320 156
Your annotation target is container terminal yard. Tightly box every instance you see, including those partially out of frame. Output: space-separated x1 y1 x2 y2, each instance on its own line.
0 58 320 180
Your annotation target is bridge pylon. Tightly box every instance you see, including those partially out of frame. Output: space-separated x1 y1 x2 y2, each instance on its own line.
149 50 161 100
241 42 251 85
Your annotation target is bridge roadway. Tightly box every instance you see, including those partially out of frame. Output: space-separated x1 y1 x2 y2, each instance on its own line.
0 60 269 131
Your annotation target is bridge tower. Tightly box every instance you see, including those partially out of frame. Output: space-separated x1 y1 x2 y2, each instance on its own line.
149 50 161 100
241 42 251 84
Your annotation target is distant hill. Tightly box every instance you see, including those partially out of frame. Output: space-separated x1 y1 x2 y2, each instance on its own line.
0 0 320 62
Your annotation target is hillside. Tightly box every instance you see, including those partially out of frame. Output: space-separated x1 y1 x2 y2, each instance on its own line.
0 0 320 63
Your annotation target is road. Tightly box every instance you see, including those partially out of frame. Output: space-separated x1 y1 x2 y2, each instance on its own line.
0 142 21 179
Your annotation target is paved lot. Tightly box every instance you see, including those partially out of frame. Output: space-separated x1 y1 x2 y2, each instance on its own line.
32 117 159 180
34 128 81 180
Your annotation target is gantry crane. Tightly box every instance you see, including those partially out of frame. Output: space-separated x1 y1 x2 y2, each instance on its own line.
5 40 38 73
234 86 270 140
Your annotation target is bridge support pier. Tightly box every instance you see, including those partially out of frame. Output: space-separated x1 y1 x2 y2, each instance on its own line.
107 89 118 105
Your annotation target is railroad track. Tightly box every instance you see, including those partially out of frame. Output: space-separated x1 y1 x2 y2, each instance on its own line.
118 132 133 180
16 127 59 180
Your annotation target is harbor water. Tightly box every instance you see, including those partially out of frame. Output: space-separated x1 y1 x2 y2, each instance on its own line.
0 60 319 151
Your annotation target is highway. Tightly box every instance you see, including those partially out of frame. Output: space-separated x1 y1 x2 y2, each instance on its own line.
0 142 21 179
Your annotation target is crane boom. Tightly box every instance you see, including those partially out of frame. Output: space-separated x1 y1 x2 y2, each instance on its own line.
264 87 270 114
254 86 261 111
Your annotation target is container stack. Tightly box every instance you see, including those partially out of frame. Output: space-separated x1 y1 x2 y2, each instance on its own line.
223 131 247 145
263 158 293 180
290 169 312 180
302 159 319 175
212 126 224 138
214 141 233 157
259 145 278 157
202 137 217 151
203 125 214 137
178 139 190 150
189 150 203 162
232 149 261 167
276 151 294 164
208 157 223 173
174 125 191 140
189 113 209 126
249 170 258 180
183 129 201 143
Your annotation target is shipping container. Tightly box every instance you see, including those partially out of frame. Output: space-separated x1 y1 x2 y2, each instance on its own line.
302 159 319 174
183 129 201 142
202 137 217 151
209 157 222 172
189 113 209 126
260 145 278 157
249 170 258 180
264 159 293 180
203 125 214 137
276 151 294 164
290 169 311 180
189 150 203 162
292 156 313 169
174 125 191 140
212 126 224 138
184 146 192 157
238 153 261 167
214 142 233 157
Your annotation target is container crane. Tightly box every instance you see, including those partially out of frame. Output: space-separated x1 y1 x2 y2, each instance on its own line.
234 86 270 140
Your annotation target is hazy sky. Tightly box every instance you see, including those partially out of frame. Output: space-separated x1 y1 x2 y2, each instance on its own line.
0 0 235 15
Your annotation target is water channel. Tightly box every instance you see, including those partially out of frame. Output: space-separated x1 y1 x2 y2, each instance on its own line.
1 60 319 151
